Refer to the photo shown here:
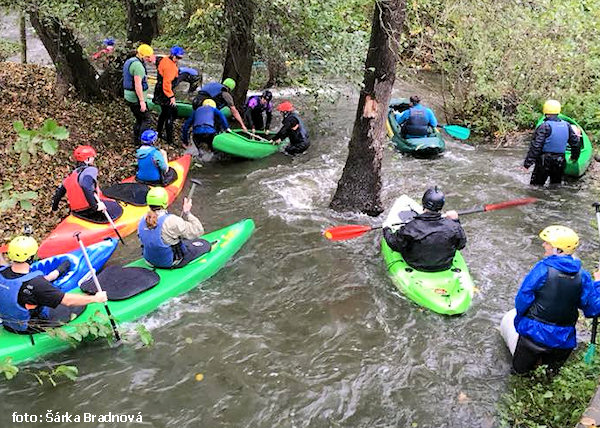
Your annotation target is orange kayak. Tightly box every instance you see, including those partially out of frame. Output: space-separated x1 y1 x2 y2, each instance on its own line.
38 155 191 258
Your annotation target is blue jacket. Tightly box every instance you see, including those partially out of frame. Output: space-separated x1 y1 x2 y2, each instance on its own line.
181 106 229 142
0 267 45 332
395 104 438 137
515 255 600 349
136 146 168 183
138 214 174 268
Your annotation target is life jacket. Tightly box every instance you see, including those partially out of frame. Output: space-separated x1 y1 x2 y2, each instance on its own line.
197 82 227 109
287 113 310 147
404 105 430 137
193 106 217 131
0 267 45 332
542 120 570 153
178 66 198 76
526 266 582 326
136 147 162 183
138 214 176 268
123 57 148 91
63 166 98 212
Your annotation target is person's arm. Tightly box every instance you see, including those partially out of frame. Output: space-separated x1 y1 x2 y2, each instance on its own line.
43 260 71 282
62 291 107 306
265 107 272 131
153 150 169 172
223 92 247 130
162 61 178 104
79 174 99 210
515 262 547 315
215 108 230 131
395 110 410 124
133 75 146 112
427 108 438 128
51 185 66 211
579 272 600 316
524 123 549 168
382 227 408 253
273 116 293 141
181 115 193 144
453 223 467 251
567 124 581 162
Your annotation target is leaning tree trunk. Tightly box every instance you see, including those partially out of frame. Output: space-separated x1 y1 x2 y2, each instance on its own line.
264 22 287 88
20 14 27 64
330 0 406 216
222 0 255 107
126 0 159 44
28 10 102 101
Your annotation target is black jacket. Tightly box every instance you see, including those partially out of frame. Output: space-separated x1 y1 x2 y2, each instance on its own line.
524 116 581 168
383 211 467 272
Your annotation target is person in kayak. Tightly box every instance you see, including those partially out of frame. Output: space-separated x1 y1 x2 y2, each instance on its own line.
154 45 184 145
137 187 208 269
382 187 466 272
244 90 273 132
0 236 107 334
272 101 310 155
523 100 581 186
181 99 230 152
123 43 154 144
395 96 438 138
192 78 248 131
51 146 123 223
510 225 600 374
136 129 177 186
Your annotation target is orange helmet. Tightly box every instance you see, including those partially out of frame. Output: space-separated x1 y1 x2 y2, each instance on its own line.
73 145 97 162
277 101 294 112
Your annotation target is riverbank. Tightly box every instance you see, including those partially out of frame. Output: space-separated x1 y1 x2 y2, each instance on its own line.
0 62 183 243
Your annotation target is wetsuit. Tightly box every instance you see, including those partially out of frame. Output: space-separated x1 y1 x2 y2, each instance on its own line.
244 96 273 131
273 112 310 155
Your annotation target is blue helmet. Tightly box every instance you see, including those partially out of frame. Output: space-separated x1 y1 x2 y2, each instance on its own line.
141 129 158 145
103 38 115 46
170 45 185 57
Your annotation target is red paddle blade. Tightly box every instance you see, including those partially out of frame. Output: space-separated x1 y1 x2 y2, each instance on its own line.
484 197 538 212
323 224 374 241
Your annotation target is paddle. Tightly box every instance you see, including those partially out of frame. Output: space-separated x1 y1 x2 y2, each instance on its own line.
585 202 600 364
441 125 470 140
95 195 125 245
74 232 121 342
181 178 202 216
323 197 538 241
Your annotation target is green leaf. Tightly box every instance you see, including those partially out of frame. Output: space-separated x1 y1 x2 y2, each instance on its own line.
542 391 553 399
13 120 25 133
17 191 38 200
53 365 78 381
41 119 58 133
19 200 33 211
19 151 30 166
52 126 69 140
135 324 154 346
41 139 58 155
0 357 19 380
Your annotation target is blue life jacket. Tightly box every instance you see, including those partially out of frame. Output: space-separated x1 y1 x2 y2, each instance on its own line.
123 57 148 91
193 106 216 131
404 106 429 137
543 120 569 153
200 82 225 98
526 266 581 326
0 267 45 332
179 66 198 76
136 146 161 182
138 214 175 268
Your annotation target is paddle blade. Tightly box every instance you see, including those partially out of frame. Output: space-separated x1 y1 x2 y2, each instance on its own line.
443 125 471 140
323 225 374 241
484 197 538 212
585 343 596 365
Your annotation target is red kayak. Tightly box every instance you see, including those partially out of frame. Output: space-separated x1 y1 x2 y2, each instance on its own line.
38 155 191 258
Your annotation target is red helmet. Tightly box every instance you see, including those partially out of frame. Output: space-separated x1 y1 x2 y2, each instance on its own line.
73 145 97 162
277 101 294 112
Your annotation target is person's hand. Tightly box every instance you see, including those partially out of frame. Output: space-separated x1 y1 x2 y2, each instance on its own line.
140 100 147 112
265 130 270 135
96 200 106 212
94 291 108 303
252 128 256 133
160 149 168 160
522 166 530 173
445 210 459 220
170 97 176 106
56 260 71 276
182 197 193 214
593 271 600 281
241 124 248 132
226 128 232 133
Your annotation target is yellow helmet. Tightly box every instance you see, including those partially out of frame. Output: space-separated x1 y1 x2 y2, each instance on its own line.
543 99 561 115
8 236 38 262
137 44 154 57
202 99 216 108
539 225 579 254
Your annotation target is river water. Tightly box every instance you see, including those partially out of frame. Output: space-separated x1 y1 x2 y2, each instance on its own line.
1 85 600 427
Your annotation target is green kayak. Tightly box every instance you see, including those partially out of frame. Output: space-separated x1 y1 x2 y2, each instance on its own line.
213 130 286 159
0 219 255 365
386 98 445 158
381 196 474 315
533 114 592 177
147 97 231 119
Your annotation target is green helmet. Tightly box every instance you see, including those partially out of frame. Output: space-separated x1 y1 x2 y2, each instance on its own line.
223 78 236 91
146 186 169 208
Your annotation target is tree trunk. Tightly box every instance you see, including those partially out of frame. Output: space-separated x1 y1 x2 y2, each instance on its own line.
222 0 255 107
126 0 159 44
20 14 27 64
28 10 102 101
330 0 406 216
264 23 287 88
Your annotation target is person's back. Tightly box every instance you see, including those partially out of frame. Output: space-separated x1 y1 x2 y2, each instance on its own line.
382 187 466 272
396 95 438 138
136 130 170 184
